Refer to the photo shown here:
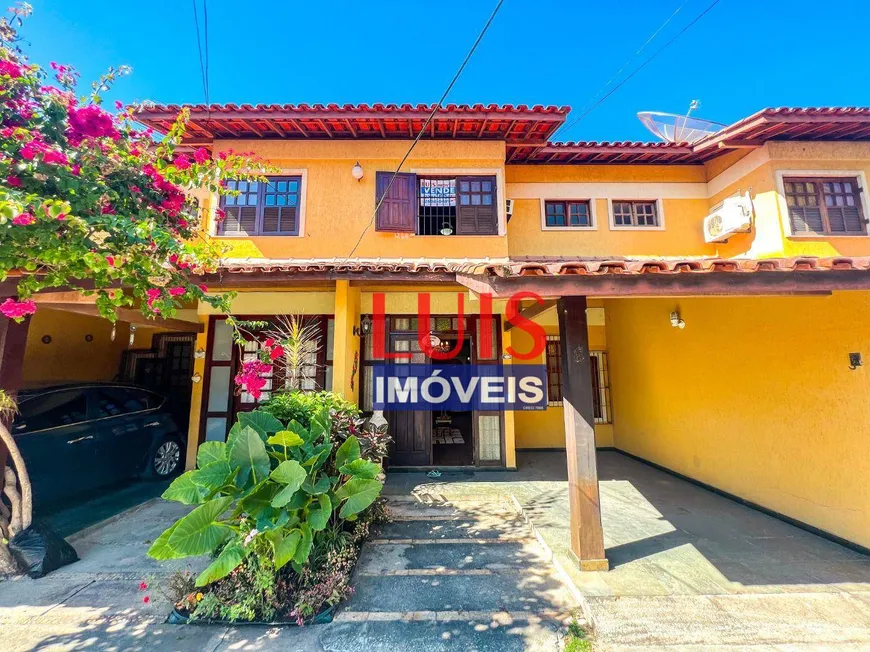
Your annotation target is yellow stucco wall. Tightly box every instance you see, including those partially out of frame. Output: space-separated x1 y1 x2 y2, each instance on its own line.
22 309 162 386
504 143 870 261
605 292 870 548
205 139 508 261
511 301 614 449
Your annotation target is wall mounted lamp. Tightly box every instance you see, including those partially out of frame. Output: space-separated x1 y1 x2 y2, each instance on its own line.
669 311 686 329
351 161 364 182
194 347 206 359
353 315 373 337
849 352 863 370
191 373 202 383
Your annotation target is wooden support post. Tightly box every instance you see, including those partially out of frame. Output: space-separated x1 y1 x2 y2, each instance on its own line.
556 296 608 571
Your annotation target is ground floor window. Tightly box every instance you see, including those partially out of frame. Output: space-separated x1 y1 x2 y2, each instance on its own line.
200 315 333 443
545 336 612 424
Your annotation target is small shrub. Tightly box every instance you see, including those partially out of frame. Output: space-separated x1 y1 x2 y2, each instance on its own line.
150 403 385 623
261 390 358 429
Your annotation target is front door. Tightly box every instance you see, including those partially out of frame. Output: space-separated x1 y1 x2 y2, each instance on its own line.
385 333 431 466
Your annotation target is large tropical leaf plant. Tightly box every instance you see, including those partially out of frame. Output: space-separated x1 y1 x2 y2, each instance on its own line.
148 406 383 588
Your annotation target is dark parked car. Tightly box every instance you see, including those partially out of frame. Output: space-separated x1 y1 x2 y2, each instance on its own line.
11 383 185 508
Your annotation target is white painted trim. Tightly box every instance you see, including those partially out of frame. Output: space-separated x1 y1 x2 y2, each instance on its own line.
210 168 308 238
507 182 706 200
538 198 598 231
607 198 666 231
774 169 870 238
707 147 771 198
410 167 507 236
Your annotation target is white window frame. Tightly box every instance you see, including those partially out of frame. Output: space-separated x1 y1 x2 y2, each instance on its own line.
775 169 870 238
539 198 598 231
212 168 308 237
607 198 665 231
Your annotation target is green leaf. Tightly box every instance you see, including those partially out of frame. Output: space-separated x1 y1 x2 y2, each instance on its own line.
306 494 332 531
336 478 383 519
162 472 207 505
293 523 313 565
228 426 271 486
167 497 233 556
197 441 227 468
238 411 284 439
274 529 301 570
267 430 305 448
286 419 310 442
147 520 186 560
335 436 360 470
270 460 306 488
195 541 245 587
302 473 331 495
304 443 333 470
237 481 279 518
339 458 382 480
309 406 331 441
191 460 235 492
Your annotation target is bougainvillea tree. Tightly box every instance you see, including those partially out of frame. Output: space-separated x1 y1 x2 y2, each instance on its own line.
0 5 268 565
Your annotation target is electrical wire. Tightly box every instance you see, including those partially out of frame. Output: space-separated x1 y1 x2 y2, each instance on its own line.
191 0 209 107
341 0 506 262
556 0 723 140
552 0 691 141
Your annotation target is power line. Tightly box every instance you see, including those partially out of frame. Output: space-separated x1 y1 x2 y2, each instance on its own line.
342 0 506 262
552 0 691 141
191 0 209 107
556 0 722 141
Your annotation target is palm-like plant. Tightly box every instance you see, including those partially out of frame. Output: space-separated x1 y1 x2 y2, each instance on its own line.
265 315 324 392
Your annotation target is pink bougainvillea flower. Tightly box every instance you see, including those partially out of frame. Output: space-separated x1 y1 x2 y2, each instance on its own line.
0 127 14 138
173 154 191 170
269 345 285 360
56 213 67 220
214 208 226 222
71 164 81 176
12 212 35 226
0 59 23 79
42 149 69 166
198 284 208 293
101 203 116 215
176 218 189 229
145 288 162 309
192 147 209 165
114 100 124 110
19 143 37 160
67 104 120 140
138 581 148 591
142 595 150 604
0 298 37 319
7 175 21 187
168 253 179 264
168 287 186 297
264 338 275 348
130 185 141 194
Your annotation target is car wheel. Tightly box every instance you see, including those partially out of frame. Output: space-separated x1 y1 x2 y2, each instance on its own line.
150 437 182 478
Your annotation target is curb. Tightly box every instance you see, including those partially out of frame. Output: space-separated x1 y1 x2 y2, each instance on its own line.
506 493 595 631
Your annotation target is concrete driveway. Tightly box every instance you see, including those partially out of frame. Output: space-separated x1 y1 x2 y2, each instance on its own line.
391 452 870 650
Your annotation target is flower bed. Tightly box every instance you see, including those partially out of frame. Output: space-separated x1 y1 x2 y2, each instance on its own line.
150 394 390 625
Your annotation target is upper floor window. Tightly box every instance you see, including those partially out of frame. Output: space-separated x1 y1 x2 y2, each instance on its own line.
544 200 592 228
375 172 498 236
784 177 866 235
612 200 659 228
218 176 301 236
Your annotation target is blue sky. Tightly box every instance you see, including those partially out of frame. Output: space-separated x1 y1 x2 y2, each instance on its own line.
18 0 870 142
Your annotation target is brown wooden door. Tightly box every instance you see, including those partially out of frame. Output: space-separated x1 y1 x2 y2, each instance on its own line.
387 409 431 466
386 333 431 466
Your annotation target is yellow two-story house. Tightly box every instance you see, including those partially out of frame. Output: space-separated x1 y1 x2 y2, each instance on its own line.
20 103 870 568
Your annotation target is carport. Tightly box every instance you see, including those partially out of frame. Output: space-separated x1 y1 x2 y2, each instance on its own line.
0 293 202 533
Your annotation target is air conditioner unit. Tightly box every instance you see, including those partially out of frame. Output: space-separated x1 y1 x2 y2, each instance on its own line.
505 198 514 219
703 192 752 243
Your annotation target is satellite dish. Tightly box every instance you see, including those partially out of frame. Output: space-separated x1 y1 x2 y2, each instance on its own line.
638 101 725 144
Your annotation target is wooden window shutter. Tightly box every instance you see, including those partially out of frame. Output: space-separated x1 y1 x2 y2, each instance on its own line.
223 206 257 235
456 175 498 235
375 171 417 232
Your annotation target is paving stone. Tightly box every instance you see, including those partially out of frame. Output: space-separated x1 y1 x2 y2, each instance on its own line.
356 540 549 573
374 518 532 541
